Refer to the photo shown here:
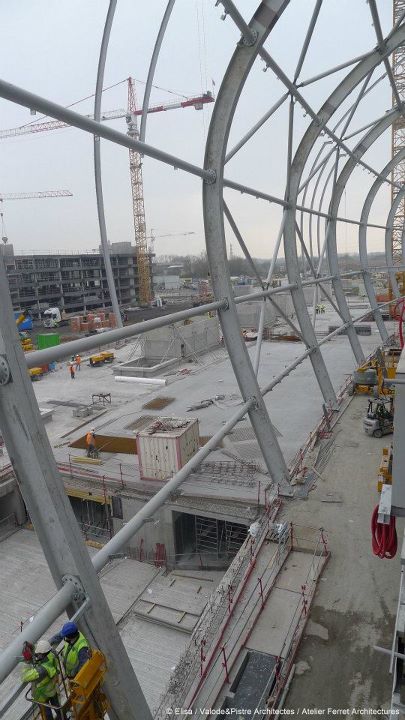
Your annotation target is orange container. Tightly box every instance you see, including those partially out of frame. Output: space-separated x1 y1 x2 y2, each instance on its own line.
80 321 89 331
102 320 110 328
109 313 117 328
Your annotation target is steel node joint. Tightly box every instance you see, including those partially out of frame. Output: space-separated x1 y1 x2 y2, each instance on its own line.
62 574 87 604
240 28 258 47
0 355 11 386
248 395 260 411
203 169 217 184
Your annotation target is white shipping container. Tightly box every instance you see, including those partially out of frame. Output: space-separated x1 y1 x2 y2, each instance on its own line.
137 417 199 480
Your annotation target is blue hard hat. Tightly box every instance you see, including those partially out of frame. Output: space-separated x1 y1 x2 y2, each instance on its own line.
61 621 78 638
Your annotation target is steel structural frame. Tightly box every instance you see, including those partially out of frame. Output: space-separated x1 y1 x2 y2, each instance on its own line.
324 107 404 365
282 21 405 397
359 145 405 344
391 0 405 267
1 2 405 714
386 185 405 298
203 0 291 488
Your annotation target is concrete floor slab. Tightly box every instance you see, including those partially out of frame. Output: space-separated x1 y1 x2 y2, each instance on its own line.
245 586 302 658
275 550 317 593
283 394 401 711
1 311 391 482
0 530 202 717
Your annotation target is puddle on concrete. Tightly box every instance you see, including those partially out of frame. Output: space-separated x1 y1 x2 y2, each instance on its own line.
284 605 394 710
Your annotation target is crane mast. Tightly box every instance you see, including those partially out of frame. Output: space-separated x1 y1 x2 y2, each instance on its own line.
0 82 214 306
127 77 151 304
391 0 405 312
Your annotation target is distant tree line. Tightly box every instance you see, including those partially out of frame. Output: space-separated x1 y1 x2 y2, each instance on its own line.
154 250 385 279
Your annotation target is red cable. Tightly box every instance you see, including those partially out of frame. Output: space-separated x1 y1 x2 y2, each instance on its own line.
371 505 397 559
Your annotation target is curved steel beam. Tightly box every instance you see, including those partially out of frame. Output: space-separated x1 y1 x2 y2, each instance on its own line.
94 0 123 328
140 0 176 143
326 106 399 363
283 22 405 399
385 188 405 298
203 0 291 488
359 143 405 342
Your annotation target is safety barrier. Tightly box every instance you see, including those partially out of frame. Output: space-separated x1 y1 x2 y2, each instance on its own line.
265 526 329 708
154 497 282 718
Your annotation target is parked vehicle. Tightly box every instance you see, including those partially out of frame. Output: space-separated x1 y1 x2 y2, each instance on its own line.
43 307 70 328
363 398 394 438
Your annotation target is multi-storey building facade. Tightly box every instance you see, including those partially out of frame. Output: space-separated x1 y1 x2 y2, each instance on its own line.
2 242 149 314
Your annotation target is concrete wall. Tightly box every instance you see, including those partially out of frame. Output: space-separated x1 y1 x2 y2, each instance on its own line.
236 292 295 330
0 475 26 525
144 317 221 361
302 281 333 306
112 496 176 561
154 275 181 290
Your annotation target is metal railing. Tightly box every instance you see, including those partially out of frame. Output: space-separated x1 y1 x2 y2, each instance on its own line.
154 497 281 717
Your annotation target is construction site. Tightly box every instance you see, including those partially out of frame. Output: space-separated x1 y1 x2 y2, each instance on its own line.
3 2 405 719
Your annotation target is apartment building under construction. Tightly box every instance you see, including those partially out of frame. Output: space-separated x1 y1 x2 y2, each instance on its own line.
1 242 149 314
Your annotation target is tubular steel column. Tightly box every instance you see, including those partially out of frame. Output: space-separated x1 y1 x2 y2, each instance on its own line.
140 0 176 143
0 258 151 720
203 0 291 489
94 0 123 329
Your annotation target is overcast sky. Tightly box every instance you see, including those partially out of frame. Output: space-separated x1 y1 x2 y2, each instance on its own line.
0 1 395 259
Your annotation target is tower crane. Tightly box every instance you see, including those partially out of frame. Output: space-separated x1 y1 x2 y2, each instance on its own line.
0 83 214 306
0 190 73 244
0 190 73 200
147 229 195 255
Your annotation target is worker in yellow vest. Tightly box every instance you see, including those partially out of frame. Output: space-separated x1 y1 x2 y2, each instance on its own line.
21 640 63 719
51 622 91 679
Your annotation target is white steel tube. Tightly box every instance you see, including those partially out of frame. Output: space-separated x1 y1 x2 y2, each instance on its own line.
253 213 287 375
0 582 74 685
114 376 167 386
0 78 215 183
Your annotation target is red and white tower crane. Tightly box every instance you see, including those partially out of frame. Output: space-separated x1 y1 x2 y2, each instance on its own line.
0 190 73 244
0 82 213 305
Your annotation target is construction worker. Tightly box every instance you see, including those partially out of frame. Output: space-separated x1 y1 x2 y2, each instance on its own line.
50 622 91 679
21 639 63 720
86 428 96 457
69 363 75 380
75 354 81 371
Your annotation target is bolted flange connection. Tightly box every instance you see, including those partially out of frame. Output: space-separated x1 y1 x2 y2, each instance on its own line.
62 575 87 604
240 29 258 47
0 356 11 386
